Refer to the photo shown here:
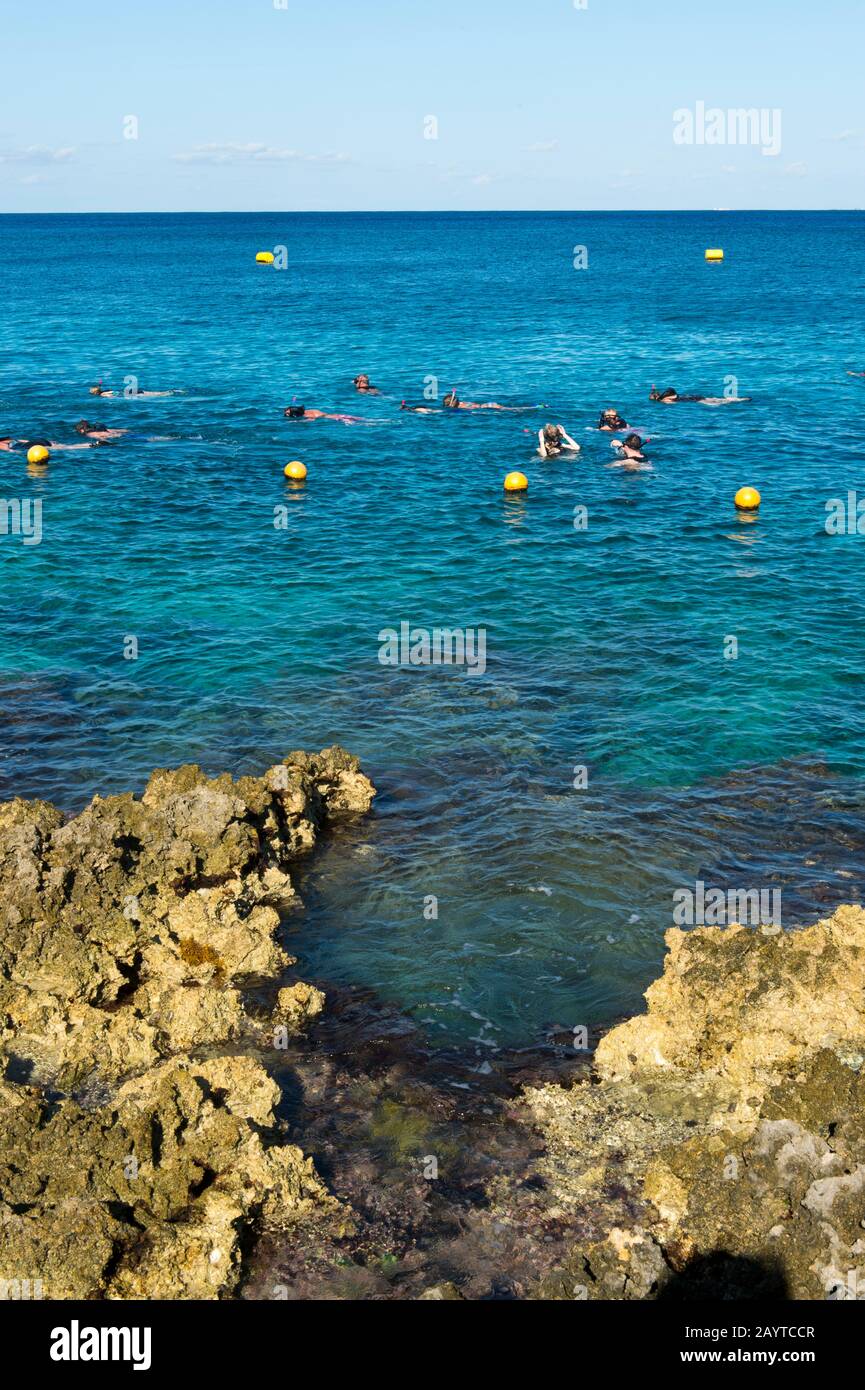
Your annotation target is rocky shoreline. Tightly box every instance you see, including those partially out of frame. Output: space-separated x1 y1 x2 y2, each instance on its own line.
1 749 863 1300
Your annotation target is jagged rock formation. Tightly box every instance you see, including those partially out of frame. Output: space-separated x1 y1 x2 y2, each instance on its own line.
523 910 865 1300
3 748 863 1302
0 748 374 1299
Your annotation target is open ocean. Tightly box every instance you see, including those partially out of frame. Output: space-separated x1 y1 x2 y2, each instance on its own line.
2 210 864 1048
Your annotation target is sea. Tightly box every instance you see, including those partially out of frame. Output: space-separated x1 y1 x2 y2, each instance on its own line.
2 210 864 1048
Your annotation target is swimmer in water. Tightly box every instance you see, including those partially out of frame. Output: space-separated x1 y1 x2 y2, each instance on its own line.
352 373 380 394
649 385 751 405
283 404 362 423
0 435 95 452
442 390 520 411
848 370 865 378
75 420 128 441
598 408 629 432
611 432 649 463
537 424 581 458
90 384 176 398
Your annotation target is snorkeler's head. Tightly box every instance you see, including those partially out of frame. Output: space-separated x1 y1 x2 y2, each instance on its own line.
75 420 93 434
623 433 643 450
543 424 563 443
442 391 459 408
652 387 676 401
284 405 306 418
89 385 104 396
354 374 370 388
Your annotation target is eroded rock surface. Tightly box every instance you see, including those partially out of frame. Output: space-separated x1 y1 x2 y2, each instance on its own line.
0 748 373 1298
523 910 865 1300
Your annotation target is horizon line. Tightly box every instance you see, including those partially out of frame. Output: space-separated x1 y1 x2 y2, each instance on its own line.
0 207 862 217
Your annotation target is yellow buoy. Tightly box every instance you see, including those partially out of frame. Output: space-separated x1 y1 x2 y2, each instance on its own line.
734 486 761 511
284 460 307 480
256 251 275 264
503 471 528 492
27 445 50 465
705 248 724 262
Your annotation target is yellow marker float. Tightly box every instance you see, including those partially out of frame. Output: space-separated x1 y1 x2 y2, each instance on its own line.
27 445 50 464
705 248 724 262
284 460 307 480
256 251 275 264
503 471 528 492
734 486 761 511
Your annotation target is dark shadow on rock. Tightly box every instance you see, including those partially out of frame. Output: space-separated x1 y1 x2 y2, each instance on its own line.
658 1251 790 1301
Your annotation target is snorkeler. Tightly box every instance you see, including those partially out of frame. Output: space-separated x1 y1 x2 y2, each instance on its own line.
90 384 176 398
442 390 519 411
283 404 362 423
352 374 379 393
75 420 128 441
611 433 649 462
649 385 751 404
537 424 581 458
598 408 629 432
0 434 95 452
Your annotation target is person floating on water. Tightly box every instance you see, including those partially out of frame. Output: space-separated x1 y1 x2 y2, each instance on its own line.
598 408 629 432
537 424 581 458
0 434 95 452
89 384 176 398
352 374 379 393
75 420 128 442
283 404 362 423
442 390 518 412
611 433 649 464
649 385 751 405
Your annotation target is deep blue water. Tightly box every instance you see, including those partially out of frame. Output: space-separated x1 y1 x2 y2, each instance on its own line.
2 211 864 1048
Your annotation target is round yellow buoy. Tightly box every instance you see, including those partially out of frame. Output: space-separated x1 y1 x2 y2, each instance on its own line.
256 251 275 264
27 445 50 465
284 460 307 480
705 248 724 262
734 486 761 511
503 471 528 492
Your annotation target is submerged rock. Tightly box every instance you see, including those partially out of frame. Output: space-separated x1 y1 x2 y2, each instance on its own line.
0 748 373 1299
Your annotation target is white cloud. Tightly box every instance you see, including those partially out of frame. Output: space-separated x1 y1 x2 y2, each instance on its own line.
173 142 350 166
784 161 808 177
0 145 75 165
526 140 559 154
830 130 858 142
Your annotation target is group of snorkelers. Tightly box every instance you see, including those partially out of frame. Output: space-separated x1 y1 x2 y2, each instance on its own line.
536 388 754 467
4 372 763 466
277 373 757 472
0 384 180 455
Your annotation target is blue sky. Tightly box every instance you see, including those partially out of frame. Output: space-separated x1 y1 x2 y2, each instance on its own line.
1 0 861 211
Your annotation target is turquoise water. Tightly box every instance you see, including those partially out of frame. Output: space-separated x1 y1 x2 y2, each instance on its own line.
2 211 864 1046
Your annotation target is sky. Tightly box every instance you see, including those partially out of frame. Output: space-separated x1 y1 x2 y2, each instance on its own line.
0 0 862 212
